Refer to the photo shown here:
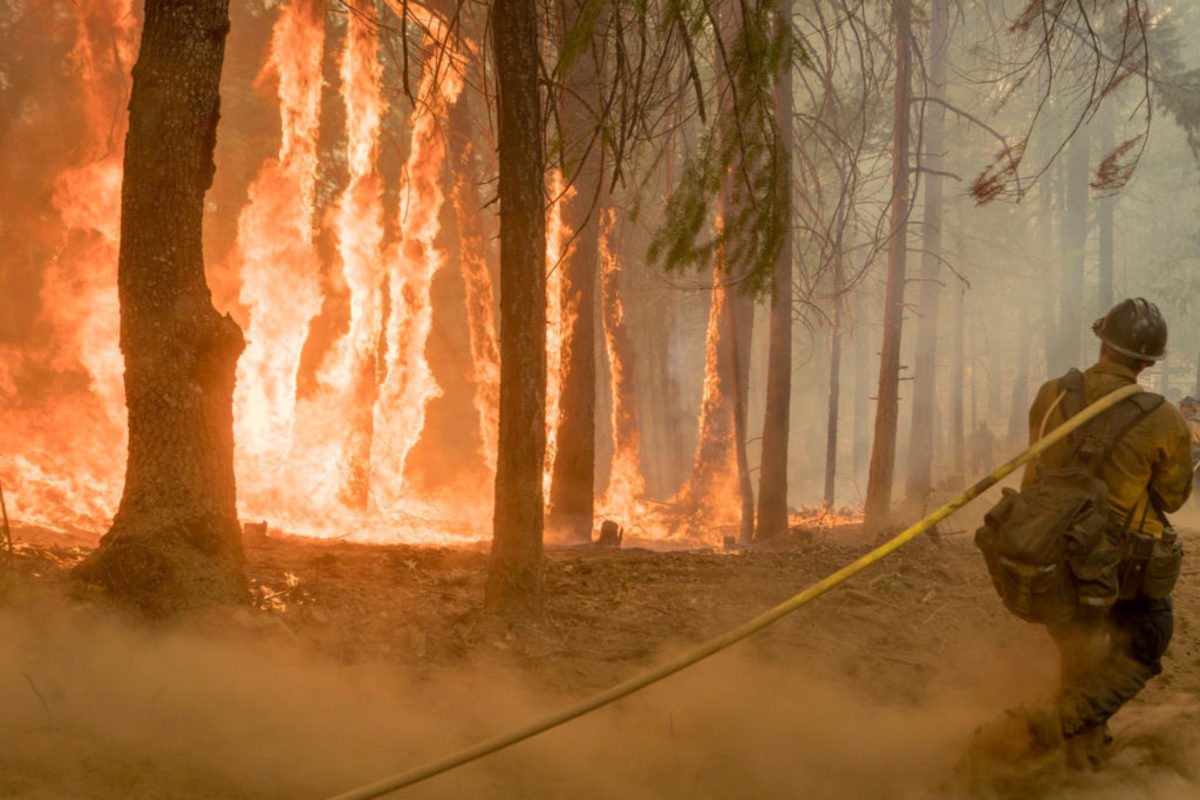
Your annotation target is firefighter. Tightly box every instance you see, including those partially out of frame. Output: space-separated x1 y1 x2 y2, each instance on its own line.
1013 298 1193 768
970 421 996 473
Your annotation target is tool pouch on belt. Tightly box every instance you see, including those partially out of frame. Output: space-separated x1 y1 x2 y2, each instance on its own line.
1119 526 1184 599
975 471 1118 624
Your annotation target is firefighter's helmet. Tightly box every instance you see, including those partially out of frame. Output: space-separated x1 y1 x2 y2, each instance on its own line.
1092 298 1168 362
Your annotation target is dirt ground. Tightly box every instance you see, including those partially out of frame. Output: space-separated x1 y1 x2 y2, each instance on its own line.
4 504 1200 799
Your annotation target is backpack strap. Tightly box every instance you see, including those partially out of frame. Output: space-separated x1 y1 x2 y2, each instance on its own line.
1101 392 1164 463
1044 371 1162 480
1065 383 1163 476
1058 369 1088 421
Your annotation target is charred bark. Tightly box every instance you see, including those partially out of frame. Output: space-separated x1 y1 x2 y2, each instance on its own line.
486 0 546 614
863 0 912 532
72 0 248 617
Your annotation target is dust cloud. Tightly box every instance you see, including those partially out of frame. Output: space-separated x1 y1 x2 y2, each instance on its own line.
1 583 1197 800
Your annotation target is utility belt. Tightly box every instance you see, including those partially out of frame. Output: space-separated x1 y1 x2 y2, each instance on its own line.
1118 525 1183 600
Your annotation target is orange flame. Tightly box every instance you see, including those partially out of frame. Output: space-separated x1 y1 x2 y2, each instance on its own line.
231 0 327 517
454 140 501 472
369 54 465 507
6 4 754 550
310 3 387 509
0 0 136 531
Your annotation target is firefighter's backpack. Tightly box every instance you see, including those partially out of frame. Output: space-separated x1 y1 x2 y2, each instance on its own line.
974 371 1164 624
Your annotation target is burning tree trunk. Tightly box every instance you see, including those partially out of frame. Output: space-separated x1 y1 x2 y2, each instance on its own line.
903 0 947 505
448 94 501 475
863 0 912 532
486 0 546 614
598 209 645 512
755 0 794 542
681 277 742 534
73 0 248 615
547 0 606 542
677 0 758 542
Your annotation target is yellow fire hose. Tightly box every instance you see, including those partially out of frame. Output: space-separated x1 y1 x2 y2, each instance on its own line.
325 383 1143 800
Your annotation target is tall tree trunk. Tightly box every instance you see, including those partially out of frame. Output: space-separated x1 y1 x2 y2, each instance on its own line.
863 0 911 531
952 217 965 475
1060 125 1089 369
486 0 546 614
547 0 605 542
1097 108 1115 314
904 0 947 504
715 0 756 543
969 329 978 431
755 0 794 541
1036 184 1056 379
853 290 870 487
823 261 844 510
1039 171 1057 377
73 0 248 616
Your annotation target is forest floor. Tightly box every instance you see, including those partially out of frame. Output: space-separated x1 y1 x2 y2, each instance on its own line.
4 503 1200 799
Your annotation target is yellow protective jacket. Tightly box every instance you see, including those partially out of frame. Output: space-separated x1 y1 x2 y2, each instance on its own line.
1023 361 1193 538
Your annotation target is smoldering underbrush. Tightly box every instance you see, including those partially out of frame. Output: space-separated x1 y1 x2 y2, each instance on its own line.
0 585 1198 800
